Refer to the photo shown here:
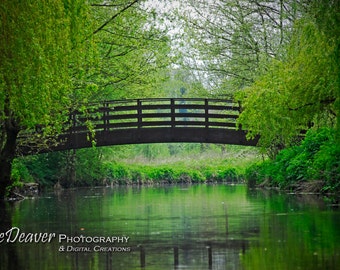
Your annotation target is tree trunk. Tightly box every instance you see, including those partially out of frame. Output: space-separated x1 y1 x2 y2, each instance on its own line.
66 149 77 187
0 127 19 200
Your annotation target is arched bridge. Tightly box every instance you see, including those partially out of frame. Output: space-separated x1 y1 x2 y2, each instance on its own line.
19 98 259 155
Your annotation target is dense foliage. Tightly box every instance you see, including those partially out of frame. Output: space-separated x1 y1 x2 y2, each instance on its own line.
11 144 259 189
0 0 96 199
89 0 171 100
0 0 172 198
104 161 239 185
238 1 340 192
0 0 93 131
3 0 340 196
246 128 340 192
237 10 339 151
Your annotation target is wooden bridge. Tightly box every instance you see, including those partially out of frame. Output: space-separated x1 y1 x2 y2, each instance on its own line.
19 98 259 155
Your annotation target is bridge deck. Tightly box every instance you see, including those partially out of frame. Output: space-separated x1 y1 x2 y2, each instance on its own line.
18 98 258 155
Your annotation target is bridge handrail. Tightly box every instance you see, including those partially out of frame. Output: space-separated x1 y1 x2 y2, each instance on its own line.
17 97 258 155
87 97 236 106
68 98 241 133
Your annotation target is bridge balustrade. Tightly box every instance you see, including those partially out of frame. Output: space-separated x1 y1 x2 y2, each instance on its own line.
17 98 258 155
69 98 240 132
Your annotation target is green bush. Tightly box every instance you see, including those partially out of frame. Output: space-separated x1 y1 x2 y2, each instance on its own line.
245 161 272 188
11 159 35 183
183 169 205 183
216 167 238 182
246 127 340 192
301 128 334 157
147 167 176 182
130 169 146 183
312 140 340 192
105 163 131 184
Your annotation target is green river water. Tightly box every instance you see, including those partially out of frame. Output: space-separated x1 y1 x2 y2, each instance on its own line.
0 184 339 269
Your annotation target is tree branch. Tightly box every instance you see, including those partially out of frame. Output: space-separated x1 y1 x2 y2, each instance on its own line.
92 0 141 35
91 4 124 7
288 98 336 111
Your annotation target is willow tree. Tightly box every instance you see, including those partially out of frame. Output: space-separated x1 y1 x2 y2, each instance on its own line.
0 0 95 199
237 0 339 156
8 1 174 189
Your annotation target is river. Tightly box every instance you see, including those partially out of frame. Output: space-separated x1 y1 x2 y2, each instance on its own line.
0 184 339 269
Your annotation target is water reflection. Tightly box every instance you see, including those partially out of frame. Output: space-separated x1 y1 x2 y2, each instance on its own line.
0 185 339 269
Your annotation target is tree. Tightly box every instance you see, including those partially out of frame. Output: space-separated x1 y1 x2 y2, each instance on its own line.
0 0 95 199
237 0 339 156
176 0 307 95
52 0 173 188
88 0 172 100
7 0 175 192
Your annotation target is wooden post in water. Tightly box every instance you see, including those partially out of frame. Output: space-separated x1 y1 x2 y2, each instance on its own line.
74 252 79 270
174 246 179 266
106 252 112 270
140 245 146 268
225 205 229 236
208 245 212 268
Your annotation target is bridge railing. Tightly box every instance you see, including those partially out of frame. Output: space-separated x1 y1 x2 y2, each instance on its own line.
69 98 241 133
17 98 253 155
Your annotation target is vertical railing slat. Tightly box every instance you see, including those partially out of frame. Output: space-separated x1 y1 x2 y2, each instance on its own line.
171 98 175 128
205 99 209 129
137 99 142 128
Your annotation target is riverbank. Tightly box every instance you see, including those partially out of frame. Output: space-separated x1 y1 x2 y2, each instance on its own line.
7 146 260 200
9 127 339 198
104 160 246 185
103 147 260 186
255 179 326 194
245 128 340 194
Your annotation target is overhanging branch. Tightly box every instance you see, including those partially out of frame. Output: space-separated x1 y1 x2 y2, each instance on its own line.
92 0 141 35
288 98 336 111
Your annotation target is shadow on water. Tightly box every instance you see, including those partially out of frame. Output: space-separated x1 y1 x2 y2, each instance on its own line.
0 201 23 270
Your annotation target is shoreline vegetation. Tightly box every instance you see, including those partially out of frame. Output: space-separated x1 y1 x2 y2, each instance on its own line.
10 145 259 199
10 127 339 200
245 128 340 194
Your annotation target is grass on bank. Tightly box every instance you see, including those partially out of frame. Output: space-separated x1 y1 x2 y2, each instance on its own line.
104 146 261 185
10 144 261 189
